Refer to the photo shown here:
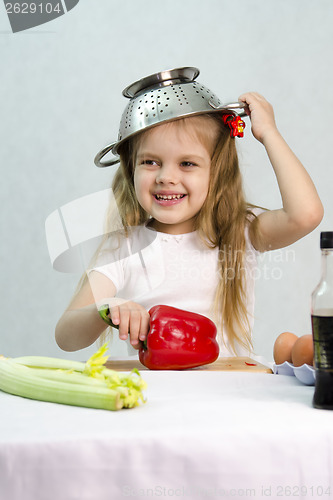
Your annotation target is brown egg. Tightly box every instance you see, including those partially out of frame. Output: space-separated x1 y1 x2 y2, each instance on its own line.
273 332 298 364
291 335 314 367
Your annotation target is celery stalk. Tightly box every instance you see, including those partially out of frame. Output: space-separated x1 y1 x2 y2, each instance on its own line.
13 356 86 372
0 343 146 410
0 358 122 410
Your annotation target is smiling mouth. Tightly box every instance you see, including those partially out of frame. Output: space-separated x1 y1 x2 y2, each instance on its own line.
154 194 186 200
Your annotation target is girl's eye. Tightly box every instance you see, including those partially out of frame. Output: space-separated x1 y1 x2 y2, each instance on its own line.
141 159 158 166
181 161 197 168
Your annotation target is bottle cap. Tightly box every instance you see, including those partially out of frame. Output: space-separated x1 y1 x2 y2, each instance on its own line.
320 232 333 249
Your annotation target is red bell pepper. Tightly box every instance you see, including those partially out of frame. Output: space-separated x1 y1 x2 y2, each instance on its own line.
139 305 219 370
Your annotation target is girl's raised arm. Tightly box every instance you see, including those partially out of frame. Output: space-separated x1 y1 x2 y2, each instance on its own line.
239 92 324 252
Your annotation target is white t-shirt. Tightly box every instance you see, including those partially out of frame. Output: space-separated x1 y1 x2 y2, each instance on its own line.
92 218 260 356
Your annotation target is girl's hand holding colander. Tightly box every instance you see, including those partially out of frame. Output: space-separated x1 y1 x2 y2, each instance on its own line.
238 92 278 144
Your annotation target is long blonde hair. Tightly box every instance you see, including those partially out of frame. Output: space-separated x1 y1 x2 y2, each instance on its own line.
107 114 262 353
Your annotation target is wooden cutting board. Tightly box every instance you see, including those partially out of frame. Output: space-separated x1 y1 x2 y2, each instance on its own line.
105 357 272 373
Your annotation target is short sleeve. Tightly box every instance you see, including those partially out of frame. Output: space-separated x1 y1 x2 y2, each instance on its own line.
88 231 130 293
92 260 125 294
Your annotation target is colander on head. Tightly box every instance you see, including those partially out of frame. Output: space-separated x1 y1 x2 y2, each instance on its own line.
94 67 246 168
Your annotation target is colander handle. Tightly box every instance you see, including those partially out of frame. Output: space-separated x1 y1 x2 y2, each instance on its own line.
223 102 247 118
94 142 120 168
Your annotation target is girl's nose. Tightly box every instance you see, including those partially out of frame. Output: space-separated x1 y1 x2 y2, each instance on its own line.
156 164 179 184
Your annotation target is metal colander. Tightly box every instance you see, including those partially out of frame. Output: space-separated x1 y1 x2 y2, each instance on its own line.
94 67 245 167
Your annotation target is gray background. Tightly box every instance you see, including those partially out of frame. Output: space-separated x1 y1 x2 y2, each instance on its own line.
1 0 332 362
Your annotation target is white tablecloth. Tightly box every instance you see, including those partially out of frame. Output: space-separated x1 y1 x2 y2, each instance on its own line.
1 370 332 500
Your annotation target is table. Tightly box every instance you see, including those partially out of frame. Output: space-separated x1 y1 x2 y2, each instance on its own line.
1 367 332 500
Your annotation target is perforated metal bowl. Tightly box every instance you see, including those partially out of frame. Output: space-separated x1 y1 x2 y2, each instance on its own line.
94 67 245 167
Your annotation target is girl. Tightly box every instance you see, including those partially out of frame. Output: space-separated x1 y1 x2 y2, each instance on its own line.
55 72 323 357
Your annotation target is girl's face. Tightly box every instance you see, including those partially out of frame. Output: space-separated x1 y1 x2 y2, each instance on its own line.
133 120 212 234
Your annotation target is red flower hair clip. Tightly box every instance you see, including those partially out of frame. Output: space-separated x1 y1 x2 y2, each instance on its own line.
222 113 246 138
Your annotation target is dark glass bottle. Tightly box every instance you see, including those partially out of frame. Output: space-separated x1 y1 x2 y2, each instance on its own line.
311 232 333 409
